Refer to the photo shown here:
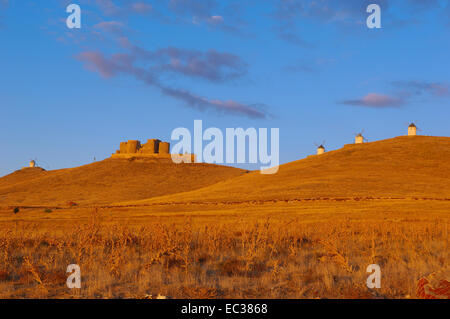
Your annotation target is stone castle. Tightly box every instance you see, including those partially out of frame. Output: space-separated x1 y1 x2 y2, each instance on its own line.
112 139 171 158
111 139 195 162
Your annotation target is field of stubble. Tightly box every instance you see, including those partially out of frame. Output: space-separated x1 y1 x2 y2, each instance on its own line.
0 200 448 299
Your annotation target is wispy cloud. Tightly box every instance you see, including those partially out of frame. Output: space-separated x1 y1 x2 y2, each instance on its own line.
166 0 249 35
273 0 384 45
117 39 248 82
341 93 405 108
95 0 121 16
274 0 391 25
130 2 153 14
276 25 313 48
155 49 246 82
272 0 450 45
340 80 450 108
56 1 264 118
76 42 268 118
273 0 311 47
391 81 450 97
158 86 267 118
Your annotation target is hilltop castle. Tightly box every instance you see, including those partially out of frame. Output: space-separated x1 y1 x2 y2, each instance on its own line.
111 139 171 158
111 139 195 162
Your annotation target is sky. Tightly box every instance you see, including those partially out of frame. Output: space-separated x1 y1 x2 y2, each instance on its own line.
1 0 449 176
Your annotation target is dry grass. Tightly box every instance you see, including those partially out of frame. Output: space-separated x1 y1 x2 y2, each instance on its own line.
0 209 447 299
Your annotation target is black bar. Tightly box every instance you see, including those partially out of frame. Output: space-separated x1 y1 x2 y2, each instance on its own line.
0 299 447 318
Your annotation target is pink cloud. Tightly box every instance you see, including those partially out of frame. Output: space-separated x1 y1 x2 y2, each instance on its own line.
341 93 405 108
76 48 268 119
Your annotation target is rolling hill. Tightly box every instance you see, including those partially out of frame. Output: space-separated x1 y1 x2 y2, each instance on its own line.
0 157 245 207
124 136 450 205
1 136 449 209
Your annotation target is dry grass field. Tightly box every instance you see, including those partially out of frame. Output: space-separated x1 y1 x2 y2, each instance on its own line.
0 203 448 299
0 136 448 299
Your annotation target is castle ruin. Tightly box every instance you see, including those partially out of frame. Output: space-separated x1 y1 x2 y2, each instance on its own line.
112 139 195 162
112 139 171 158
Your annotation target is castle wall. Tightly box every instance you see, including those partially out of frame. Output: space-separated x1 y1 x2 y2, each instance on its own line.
159 142 170 154
126 140 141 153
112 139 195 161
141 139 161 154
120 142 128 154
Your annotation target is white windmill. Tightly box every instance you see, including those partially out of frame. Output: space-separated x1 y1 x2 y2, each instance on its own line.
29 158 37 168
315 141 326 155
406 121 422 136
354 130 369 144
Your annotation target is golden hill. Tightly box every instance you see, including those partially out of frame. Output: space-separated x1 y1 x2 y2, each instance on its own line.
127 136 450 205
0 158 245 207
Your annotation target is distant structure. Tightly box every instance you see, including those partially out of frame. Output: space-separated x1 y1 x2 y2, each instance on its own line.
112 139 195 162
29 160 36 168
355 133 364 144
317 145 325 155
309 122 427 160
408 123 417 136
113 139 169 158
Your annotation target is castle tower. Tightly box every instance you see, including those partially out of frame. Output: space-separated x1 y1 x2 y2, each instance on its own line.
126 140 141 153
159 142 170 154
355 134 364 144
119 142 128 154
141 139 161 154
317 145 325 155
29 160 36 168
408 123 417 136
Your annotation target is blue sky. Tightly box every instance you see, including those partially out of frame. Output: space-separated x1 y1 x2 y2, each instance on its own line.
1 0 449 176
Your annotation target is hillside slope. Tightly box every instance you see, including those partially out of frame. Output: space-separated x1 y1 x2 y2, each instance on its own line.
128 136 450 205
0 158 245 206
